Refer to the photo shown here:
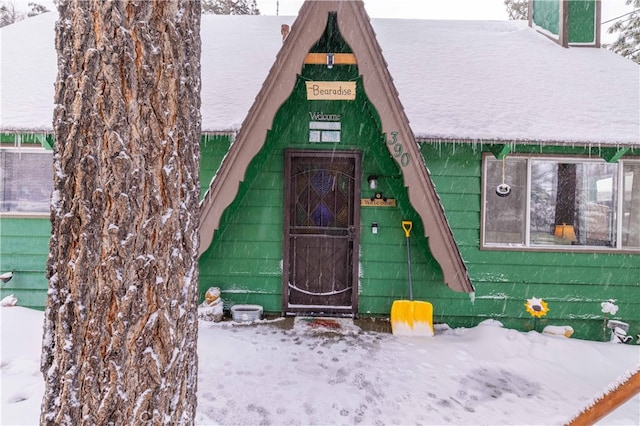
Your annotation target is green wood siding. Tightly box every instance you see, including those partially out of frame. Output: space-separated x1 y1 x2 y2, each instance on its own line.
568 0 596 44
0 132 54 149
199 65 455 317
533 0 560 36
2 127 638 342
421 143 640 341
200 134 232 199
0 217 50 309
2 133 638 341
531 0 597 45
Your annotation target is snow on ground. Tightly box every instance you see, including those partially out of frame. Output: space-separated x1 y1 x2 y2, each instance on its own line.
1 306 639 425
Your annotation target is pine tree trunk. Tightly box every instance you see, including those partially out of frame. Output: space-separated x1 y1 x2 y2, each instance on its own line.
41 1 201 424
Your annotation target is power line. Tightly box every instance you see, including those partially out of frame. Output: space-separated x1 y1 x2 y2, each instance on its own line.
605 15 636 31
602 9 638 25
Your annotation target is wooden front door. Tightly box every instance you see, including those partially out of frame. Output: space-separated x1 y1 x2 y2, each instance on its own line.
283 150 361 316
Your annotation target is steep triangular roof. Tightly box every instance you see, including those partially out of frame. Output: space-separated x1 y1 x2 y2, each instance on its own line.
199 0 473 293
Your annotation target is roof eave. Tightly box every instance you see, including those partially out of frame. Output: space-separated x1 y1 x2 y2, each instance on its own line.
415 136 640 149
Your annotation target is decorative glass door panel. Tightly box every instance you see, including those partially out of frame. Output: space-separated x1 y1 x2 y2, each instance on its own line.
283 150 360 315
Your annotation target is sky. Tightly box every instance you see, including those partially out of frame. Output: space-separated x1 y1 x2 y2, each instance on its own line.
1 305 639 425
254 0 634 43
257 0 508 19
10 0 633 44
255 0 634 22
7 0 634 45
10 0 636 22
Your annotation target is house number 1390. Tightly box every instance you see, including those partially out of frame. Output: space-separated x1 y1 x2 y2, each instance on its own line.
386 131 410 167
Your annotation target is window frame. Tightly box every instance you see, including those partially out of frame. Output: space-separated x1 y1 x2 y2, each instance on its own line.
481 153 640 253
0 146 53 218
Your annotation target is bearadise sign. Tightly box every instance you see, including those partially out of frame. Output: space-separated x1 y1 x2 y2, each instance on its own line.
305 81 356 100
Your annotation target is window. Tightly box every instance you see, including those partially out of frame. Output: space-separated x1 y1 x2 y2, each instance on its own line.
622 162 640 249
482 154 640 251
309 120 341 143
0 149 52 214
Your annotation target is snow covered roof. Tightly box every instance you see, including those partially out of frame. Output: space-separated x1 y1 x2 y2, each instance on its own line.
1 11 638 146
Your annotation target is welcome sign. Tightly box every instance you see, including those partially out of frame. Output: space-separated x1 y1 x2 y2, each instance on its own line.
306 81 356 100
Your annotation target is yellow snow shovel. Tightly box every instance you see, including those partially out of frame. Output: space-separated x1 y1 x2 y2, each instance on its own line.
391 221 434 336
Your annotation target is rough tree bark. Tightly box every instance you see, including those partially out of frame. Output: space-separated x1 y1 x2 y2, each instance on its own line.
41 0 201 424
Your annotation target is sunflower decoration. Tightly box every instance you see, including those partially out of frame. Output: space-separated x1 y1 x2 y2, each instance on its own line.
525 297 549 318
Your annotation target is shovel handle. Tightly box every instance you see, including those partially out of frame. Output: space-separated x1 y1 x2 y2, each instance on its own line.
402 221 412 238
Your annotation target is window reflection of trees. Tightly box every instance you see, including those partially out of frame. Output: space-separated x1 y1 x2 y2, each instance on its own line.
530 161 556 235
0 150 52 213
484 158 526 244
623 164 640 248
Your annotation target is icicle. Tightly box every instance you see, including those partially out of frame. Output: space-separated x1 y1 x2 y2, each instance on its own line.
15 134 22 159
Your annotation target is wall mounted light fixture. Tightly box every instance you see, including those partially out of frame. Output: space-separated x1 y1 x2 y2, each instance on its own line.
371 222 378 234
326 53 334 69
367 175 378 190
370 192 388 202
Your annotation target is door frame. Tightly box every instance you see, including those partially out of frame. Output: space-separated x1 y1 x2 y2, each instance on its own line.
282 149 361 316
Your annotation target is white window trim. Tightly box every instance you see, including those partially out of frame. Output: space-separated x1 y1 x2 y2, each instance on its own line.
481 154 640 253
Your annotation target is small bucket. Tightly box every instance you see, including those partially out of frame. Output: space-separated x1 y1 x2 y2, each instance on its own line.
231 304 263 322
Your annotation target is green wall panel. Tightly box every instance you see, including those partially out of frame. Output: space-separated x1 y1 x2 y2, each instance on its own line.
438 194 481 213
533 0 560 35
0 217 50 309
197 40 640 341
1 218 51 236
0 132 53 148
568 0 596 44
451 229 480 247
212 292 282 313
430 176 480 193
420 141 640 341
0 254 48 271
531 0 599 45
199 57 455 319
200 134 232 199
